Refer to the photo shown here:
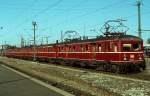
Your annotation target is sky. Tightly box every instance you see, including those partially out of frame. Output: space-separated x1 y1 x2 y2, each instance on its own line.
0 0 149 46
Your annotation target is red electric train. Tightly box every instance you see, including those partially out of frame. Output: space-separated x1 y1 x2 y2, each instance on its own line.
4 20 146 73
5 34 146 73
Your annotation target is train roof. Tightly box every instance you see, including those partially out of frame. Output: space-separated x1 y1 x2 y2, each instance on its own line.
37 35 142 47
6 35 142 49
55 35 142 45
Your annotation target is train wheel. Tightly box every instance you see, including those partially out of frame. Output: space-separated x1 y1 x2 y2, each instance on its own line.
80 61 86 68
121 64 127 74
103 63 110 72
72 61 80 67
142 65 146 70
142 60 146 70
116 65 121 73
96 64 103 71
122 64 128 74
134 65 141 72
107 63 112 72
103 64 107 71
102 64 105 71
111 64 117 73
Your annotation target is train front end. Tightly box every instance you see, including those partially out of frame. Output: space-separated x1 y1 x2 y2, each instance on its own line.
120 35 146 71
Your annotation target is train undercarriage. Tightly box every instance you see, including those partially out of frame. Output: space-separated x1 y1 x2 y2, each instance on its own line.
6 55 146 74
36 57 146 74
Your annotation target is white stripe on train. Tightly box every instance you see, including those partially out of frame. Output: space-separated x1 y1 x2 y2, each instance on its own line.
7 51 143 54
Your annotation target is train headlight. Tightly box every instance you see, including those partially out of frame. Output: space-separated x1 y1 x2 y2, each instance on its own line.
124 57 127 60
124 54 127 60
130 54 134 59
139 55 142 60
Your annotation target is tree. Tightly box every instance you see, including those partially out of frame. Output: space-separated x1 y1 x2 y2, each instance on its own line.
147 38 150 44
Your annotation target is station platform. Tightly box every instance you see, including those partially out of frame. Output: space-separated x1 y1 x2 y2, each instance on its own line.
0 64 69 96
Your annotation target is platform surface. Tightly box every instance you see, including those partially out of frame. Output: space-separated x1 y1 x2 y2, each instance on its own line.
0 64 63 96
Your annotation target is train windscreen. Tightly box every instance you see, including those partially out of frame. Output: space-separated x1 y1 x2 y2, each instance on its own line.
123 43 141 51
123 44 131 51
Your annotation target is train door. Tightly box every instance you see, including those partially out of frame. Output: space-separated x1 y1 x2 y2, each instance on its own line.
65 45 69 59
112 42 118 61
54 45 58 58
91 43 96 60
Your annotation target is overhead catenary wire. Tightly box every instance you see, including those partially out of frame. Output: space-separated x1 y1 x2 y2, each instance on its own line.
51 0 89 18
12 0 64 45
40 0 131 39
61 0 150 38
42 0 129 31
41 0 89 26
13 0 39 42
33 0 63 19
14 0 64 30
14 0 87 43
17 0 38 36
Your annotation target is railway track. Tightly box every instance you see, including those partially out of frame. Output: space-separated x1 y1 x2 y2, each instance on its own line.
40 57 150 82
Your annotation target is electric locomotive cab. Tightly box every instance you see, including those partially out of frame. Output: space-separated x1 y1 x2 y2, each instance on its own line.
120 36 145 70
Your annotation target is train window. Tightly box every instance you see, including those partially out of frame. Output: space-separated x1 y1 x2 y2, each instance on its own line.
80 45 84 52
59 47 61 52
85 45 89 51
123 44 131 51
73 46 75 52
98 44 101 52
111 44 117 52
69 46 71 52
92 45 96 52
133 43 140 50
114 45 117 52
48 47 51 52
61 47 64 52
49 47 53 52
66 46 69 52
